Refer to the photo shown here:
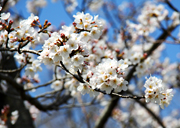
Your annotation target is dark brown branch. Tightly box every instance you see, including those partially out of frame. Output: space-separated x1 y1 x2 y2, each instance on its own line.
94 96 119 128
0 63 27 73
165 0 179 12
0 48 41 56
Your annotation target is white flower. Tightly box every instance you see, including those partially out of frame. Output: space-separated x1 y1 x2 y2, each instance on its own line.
77 84 90 95
59 45 71 59
90 27 101 39
71 54 84 67
73 12 85 29
117 59 128 71
66 37 79 51
108 76 121 88
79 31 91 42
82 13 93 23
14 53 26 64
25 64 35 78
60 25 76 38
53 53 62 65
51 80 62 90
115 78 128 92
32 60 42 72
0 12 10 20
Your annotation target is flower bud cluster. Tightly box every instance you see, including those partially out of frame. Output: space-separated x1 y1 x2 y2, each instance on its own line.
144 76 173 109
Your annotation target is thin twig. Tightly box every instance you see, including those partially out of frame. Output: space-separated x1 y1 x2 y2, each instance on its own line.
25 76 72 91
34 89 60 99
25 79 56 91
111 92 145 99
59 101 99 109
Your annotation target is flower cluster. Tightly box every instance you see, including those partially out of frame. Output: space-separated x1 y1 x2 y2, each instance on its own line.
89 0 104 12
134 57 154 78
25 60 42 78
163 110 180 128
38 12 104 73
127 2 168 36
27 0 47 14
112 102 161 128
88 58 129 94
73 12 103 40
161 58 179 87
0 13 40 48
124 49 143 65
144 76 173 109
0 106 18 127
64 0 78 13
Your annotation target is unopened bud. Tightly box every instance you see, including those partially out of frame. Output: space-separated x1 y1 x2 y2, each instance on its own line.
61 33 65 38
39 24 42 29
47 22 51 26
44 20 48 26
143 53 147 58
72 22 76 26
9 20 13 25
